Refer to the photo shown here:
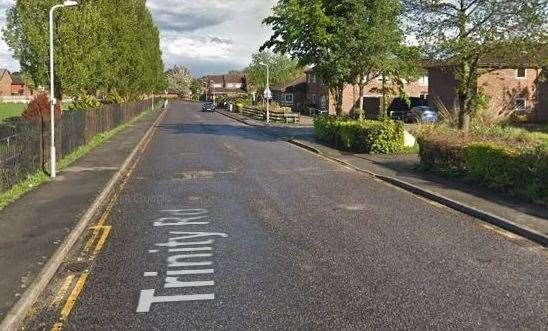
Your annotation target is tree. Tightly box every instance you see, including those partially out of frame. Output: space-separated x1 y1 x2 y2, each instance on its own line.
166 66 193 98
190 79 204 100
2 0 166 101
404 0 547 131
262 0 351 114
246 51 301 92
337 0 420 118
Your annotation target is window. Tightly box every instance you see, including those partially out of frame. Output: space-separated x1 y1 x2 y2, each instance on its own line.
515 98 527 111
320 96 327 108
377 74 390 82
516 68 527 79
419 75 429 85
420 94 428 100
311 94 316 103
312 75 317 84
284 93 294 103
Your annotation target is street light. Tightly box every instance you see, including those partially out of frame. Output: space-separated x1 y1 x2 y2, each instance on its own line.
209 80 216 104
49 0 78 178
259 62 270 123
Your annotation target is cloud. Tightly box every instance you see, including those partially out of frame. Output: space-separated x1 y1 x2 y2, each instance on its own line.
0 0 278 76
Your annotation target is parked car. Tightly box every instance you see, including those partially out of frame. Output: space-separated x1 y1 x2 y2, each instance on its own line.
202 102 216 112
405 106 438 123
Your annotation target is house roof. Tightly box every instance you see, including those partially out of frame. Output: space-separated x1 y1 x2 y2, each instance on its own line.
10 74 24 85
426 45 548 69
0 68 9 80
223 74 245 84
272 74 306 92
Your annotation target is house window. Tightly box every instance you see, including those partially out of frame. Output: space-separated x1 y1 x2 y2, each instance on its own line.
516 68 527 79
420 94 428 100
515 98 527 111
312 75 317 84
320 96 326 108
419 75 429 85
284 93 294 103
377 74 390 82
311 94 316 103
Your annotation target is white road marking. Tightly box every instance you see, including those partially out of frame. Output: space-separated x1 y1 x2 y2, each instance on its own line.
144 272 158 277
167 269 214 275
168 247 213 252
164 280 215 288
137 290 214 313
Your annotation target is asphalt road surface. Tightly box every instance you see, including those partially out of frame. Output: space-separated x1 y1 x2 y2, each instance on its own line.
26 101 547 330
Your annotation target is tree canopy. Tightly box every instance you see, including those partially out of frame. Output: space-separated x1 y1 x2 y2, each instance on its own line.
263 0 420 115
2 0 167 100
404 0 547 130
246 51 302 92
166 65 193 99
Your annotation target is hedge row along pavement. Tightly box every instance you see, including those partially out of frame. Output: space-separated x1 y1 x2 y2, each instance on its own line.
418 135 548 206
314 116 404 154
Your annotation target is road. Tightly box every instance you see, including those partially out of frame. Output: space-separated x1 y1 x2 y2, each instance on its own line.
26 101 547 330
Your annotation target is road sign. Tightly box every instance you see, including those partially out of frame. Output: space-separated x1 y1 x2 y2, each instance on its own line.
263 88 272 100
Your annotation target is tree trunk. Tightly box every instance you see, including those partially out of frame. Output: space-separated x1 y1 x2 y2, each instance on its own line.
358 83 365 120
380 75 387 119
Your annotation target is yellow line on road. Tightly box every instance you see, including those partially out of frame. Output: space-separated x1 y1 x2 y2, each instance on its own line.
49 274 75 309
51 271 89 331
89 226 112 261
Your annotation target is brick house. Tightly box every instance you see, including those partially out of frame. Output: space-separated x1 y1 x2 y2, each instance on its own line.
272 74 307 113
203 74 247 100
305 68 429 118
0 69 33 97
428 61 547 123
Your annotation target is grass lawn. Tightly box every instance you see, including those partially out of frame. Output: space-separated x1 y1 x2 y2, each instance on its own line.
0 103 27 122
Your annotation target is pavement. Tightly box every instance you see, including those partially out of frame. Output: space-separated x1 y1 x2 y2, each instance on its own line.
17 102 547 329
0 108 163 321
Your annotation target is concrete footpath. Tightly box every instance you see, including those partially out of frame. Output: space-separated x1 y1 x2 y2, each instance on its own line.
0 108 163 320
217 109 547 246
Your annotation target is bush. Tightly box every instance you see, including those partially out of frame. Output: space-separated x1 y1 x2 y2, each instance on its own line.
314 116 404 154
418 135 548 205
22 93 61 120
71 92 101 111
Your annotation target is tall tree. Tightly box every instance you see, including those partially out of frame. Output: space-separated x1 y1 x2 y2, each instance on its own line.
2 0 166 101
166 65 193 98
338 0 420 118
404 0 547 131
262 0 350 114
246 51 301 92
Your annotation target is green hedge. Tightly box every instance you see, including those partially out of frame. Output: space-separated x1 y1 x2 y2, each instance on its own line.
419 137 548 205
314 116 404 154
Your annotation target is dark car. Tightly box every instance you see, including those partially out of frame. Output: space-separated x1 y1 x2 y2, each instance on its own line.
404 106 438 123
202 102 216 112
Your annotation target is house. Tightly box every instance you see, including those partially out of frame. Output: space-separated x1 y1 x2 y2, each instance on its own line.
203 74 247 100
0 69 33 98
428 59 547 122
272 74 307 113
305 68 429 118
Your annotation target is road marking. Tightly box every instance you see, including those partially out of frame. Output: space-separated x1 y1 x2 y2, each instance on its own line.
164 280 215 288
138 209 228 313
89 226 112 261
49 274 75 309
136 290 214 313
166 269 214 275
51 271 89 331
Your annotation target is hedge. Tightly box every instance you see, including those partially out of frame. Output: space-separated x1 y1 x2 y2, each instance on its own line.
418 136 548 205
314 116 404 154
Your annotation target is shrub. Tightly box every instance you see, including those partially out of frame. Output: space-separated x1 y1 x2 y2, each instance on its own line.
71 92 101 111
418 135 548 205
313 116 404 154
104 89 124 104
22 93 61 120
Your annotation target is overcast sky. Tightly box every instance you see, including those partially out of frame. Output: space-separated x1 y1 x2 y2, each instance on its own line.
0 0 277 77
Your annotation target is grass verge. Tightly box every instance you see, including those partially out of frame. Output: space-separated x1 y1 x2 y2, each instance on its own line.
0 103 27 122
0 105 159 211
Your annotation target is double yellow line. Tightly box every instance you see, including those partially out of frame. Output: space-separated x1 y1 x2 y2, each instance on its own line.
49 113 161 331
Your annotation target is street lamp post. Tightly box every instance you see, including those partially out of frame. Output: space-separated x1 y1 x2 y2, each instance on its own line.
210 80 216 104
260 62 270 123
49 0 78 178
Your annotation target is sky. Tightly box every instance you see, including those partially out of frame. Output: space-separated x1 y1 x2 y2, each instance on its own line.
0 0 277 77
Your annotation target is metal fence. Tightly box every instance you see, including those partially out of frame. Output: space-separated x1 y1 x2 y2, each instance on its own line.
0 100 153 193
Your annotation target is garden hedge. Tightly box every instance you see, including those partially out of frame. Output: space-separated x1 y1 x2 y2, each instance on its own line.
314 116 404 154
418 136 548 205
